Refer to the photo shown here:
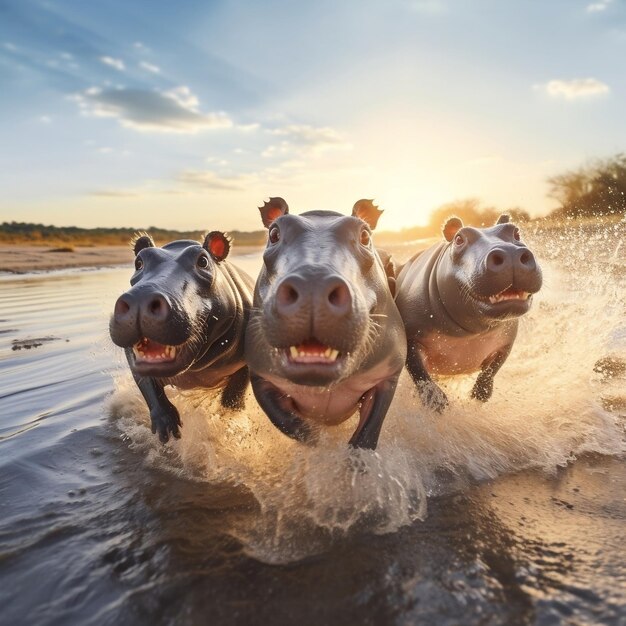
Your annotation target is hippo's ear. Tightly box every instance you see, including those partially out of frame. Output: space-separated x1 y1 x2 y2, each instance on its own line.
259 197 289 228
352 199 383 230
203 231 231 263
132 232 155 255
377 249 397 297
442 217 463 242
496 214 511 225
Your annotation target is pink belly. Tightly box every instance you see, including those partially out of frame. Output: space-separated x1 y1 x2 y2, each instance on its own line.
265 360 396 425
418 332 506 376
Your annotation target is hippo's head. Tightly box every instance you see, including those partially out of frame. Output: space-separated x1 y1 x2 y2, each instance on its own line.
246 197 396 387
109 231 235 377
437 214 542 331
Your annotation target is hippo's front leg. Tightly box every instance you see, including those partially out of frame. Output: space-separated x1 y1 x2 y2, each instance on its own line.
471 348 511 402
406 344 449 412
250 374 313 443
220 366 249 410
125 348 182 443
349 377 400 449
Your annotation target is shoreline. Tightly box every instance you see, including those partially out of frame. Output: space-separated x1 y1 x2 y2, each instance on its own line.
0 244 264 274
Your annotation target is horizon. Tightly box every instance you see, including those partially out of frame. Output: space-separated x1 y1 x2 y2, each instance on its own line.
1 0 625 232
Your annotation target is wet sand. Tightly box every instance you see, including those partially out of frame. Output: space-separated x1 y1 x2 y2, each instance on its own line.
0 244 264 273
0 245 134 273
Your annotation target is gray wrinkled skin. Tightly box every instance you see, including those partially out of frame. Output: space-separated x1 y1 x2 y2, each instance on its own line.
110 233 254 442
395 215 542 410
245 198 407 449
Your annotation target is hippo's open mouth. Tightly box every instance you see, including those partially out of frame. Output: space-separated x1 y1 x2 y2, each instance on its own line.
475 286 532 305
285 339 341 365
133 337 177 363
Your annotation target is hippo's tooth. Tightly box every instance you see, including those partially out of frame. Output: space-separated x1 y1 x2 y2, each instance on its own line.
289 346 299 359
329 349 339 361
324 348 331 358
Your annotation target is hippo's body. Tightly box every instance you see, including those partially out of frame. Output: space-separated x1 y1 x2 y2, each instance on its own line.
245 198 406 449
395 215 542 409
109 232 254 442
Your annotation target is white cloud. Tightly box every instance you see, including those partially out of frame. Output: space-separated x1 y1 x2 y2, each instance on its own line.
72 86 233 133
139 61 160 74
536 78 610 100
263 124 352 157
587 0 612 12
38 115 52 124
100 56 125 71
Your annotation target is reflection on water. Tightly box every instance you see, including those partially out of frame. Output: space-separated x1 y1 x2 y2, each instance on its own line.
0 232 625 625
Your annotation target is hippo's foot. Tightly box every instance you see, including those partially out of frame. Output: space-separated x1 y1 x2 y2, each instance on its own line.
220 367 249 411
418 381 449 413
471 376 493 402
349 378 399 450
150 404 182 443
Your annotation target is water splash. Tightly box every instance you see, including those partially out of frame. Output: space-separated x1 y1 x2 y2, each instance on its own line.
108 219 626 563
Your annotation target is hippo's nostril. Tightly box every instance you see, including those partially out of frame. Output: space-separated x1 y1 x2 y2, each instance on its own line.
328 284 350 308
285 285 299 305
491 252 504 266
276 280 301 313
520 250 532 265
114 297 130 318
325 279 351 316
146 295 169 320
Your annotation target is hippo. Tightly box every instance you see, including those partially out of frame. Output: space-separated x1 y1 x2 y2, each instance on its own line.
109 231 254 442
245 197 407 449
395 214 542 410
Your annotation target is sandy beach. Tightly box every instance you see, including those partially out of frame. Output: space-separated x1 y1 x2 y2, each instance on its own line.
0 244 264 273
0 245 133 273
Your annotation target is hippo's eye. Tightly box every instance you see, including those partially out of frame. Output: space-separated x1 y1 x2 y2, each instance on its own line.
454 234 464 246
268 225 280 244
134 257 143 271
360 229 371 246
513 228 521 241
197 254 209 269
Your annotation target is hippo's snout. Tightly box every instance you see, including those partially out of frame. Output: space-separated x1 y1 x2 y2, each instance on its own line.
274 274 352 321
110 287 190 348
486 246 537 275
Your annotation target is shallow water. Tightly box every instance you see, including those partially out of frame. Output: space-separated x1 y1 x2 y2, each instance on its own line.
0 227 625 625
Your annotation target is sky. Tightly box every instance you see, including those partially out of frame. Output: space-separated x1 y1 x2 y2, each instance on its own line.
0 0 625 232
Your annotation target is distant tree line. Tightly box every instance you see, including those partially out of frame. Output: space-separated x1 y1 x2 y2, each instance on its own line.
374 199 530 244
2 154 624 246
379 153 626 243
546 153 626 219
0 222 267 246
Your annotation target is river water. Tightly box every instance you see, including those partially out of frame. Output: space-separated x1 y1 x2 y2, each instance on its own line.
0 223 625 625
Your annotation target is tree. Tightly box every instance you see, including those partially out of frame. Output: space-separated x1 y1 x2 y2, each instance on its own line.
547 153 626 219
428 198 501 230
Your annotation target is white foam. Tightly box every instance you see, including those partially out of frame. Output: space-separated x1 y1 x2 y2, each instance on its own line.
108 221 626 563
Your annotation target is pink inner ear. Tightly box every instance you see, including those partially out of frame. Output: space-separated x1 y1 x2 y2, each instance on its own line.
267 207 282 224
443 218 462 242
210 237 226 258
